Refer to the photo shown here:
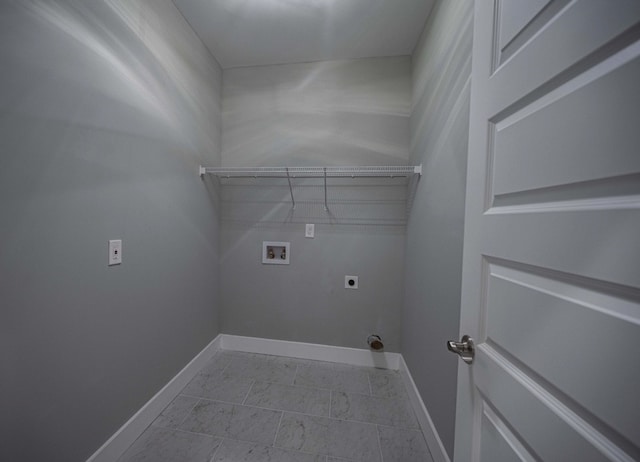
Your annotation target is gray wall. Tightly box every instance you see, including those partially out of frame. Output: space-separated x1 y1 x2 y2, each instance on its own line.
220 58 410 351
0 1 222 460
402 0 473 458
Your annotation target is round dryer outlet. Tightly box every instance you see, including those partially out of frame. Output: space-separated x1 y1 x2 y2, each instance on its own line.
345 275 358 289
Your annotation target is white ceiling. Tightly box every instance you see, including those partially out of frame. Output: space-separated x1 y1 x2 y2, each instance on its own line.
172 0 434 69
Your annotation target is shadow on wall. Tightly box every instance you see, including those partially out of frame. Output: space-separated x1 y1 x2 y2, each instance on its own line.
222 57 411 168
20 0 219 149
1 1 222 461
218 177 411 227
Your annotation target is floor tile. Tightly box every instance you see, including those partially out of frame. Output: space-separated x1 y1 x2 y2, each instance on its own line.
331 391 418 429
119 350 433 462
207 351 235 372
180 351 252 402
182 371 254 403
368 369 408 399
275 412 381 461
224 353 298 385
117 426 221 462
215 350 244 361
212 438 326 462
179 400 282 445
294 361 370 394
185 351 234 385
244 381 330 416
152 395 199 429
377 425 433 462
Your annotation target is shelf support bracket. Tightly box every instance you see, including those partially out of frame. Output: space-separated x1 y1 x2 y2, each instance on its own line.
323 168 328 211
286 167 295 209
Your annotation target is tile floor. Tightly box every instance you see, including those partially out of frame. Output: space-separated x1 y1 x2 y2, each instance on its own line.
118 350 434 462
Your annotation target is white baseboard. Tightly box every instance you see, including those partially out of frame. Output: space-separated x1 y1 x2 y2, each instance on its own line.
87 334 448 462
86 334 222 462
399 355 451 462
220 334 401 370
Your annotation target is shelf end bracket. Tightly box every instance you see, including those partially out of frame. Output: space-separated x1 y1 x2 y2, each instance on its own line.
323 168 328 211
286 167 296 209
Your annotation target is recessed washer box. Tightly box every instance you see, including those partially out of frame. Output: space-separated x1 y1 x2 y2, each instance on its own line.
262 241 290 265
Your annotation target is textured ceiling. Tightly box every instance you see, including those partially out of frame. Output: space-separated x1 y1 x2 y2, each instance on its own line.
172 0 434 69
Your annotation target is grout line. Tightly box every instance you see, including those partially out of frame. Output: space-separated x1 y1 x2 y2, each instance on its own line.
375 425 386 462
208 436 224 462
117 348 416 462
219 356 234 376
176 397 202 429
194 349 417 461
190 373 340 394
272 411 285 447
164 426 221 438
178 396 417 429
180 392 212 400
211 434 289 447
261 408 382 427
176 397 325 419
184 376 331 392
374 421 421 430
279 378 332 392
219 434 338 460
182 396 258 408
241 380 256 405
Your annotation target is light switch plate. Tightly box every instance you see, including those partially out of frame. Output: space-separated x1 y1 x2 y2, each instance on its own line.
109 239 122 266
305 224 315 238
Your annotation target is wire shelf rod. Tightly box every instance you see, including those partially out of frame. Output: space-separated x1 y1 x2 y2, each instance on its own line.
199 164 422 212
199 165 422 178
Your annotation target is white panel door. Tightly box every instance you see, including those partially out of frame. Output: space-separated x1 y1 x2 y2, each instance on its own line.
454 1 640 461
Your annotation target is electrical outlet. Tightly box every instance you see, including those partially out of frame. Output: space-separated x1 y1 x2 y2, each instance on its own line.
345 275 358 289
305 224 315 238
108 239 122 266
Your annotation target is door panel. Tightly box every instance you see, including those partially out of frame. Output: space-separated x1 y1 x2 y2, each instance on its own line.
486 262 640 447
476 346 632 462
480 404 536 462
488 1 640 115
498 0 550 52
492 47 640 197
455 2 640 461
483 211 639 289
497 0 560 66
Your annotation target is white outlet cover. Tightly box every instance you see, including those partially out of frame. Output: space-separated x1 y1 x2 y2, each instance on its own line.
109 239 122 266
305 224 315 238
345 275 358 289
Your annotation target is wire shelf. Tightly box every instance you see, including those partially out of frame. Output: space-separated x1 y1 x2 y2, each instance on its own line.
199 165 421 178
199 164 422 213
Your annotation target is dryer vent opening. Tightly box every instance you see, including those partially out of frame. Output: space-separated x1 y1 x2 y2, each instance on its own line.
367 334 384 351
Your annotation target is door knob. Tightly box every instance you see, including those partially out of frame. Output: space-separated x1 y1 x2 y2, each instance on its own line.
447 335 475 364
